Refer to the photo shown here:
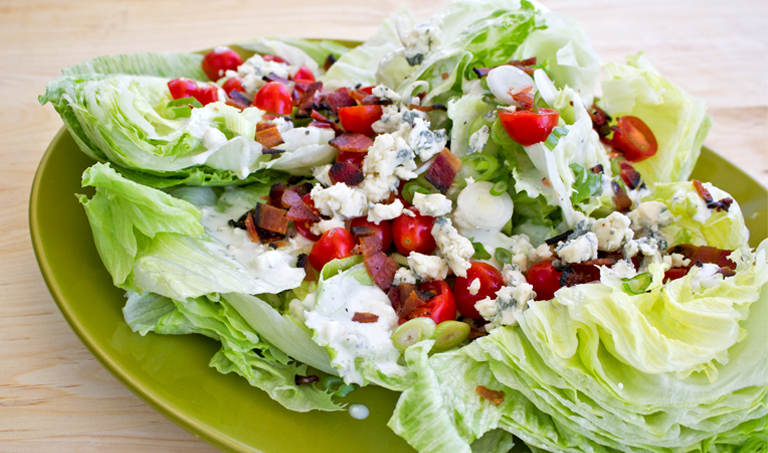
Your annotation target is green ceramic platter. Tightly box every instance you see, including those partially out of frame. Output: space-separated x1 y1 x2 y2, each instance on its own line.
30 126 768 453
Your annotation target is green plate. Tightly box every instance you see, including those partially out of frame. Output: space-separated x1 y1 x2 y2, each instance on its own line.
29 128 768 453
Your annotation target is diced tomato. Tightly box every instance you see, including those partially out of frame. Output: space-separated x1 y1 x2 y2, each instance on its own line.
498 108 560 146
193 85 219 106
359 86 375 95
338 105 383 137
262 54 287 64
453 263 504 319
222 77 245 95
308 228 356 271
402 280 457 325
201 47 243 81
167 78 199 100
609 116 658 162
392 212 436 255
350 217 392 251
292 65 316 83
253 82 293 115
525 260 562 301
295 221 320 242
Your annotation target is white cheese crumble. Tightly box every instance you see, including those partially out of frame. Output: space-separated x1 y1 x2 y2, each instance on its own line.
372 85 402 103
372 105 428 135
592 212 634 252
310 217 346 236
233 54 292 94
393 267 417 286
412 192 452 217
467 125 490 154
432 217 474 278
408 117 447 161
468 278 481 296
310 183 368 220
556 232 599 264
475 267 535 331
398 22 442 66
627 201 674 234
367 199 404 224
407 252 449 281
313 164 333 187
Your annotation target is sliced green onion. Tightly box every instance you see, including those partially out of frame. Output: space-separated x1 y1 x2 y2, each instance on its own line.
391 317 437 351
322 376 355 398
621 272 652 295
402 181 431 204
391 253 409 267
461 154 500 181
490 180 508 196
224 109 256 138
494 247 513 264
431 321 471 352
167 96 203 108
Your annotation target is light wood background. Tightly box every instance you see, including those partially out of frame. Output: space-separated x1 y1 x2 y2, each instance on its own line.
2 1 766 452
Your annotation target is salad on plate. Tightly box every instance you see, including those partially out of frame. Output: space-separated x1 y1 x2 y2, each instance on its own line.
39 0 768 451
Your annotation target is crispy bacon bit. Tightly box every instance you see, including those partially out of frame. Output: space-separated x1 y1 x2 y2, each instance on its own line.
511 90 535 110
590 164 604 174
329 161 364 186
323 54 337 72
287 201 320 223
541 178 551 187
351 226 377 238
261 147 285 155
476 385 505 405
295 374 319 385
387 286 401 313
360 94 381 106
589 103 613 138
667 244 736 270
619 161 642 190
358 235 383 256
255 126 284 148
310 109 344 135
581 258 618 267
329 132 373 152
256 121 277 132
407 104 448 113
441 72 450 80
263 72 293 86
253 203 289 235
244 211 260 243
392 284 434 319
560 264 600 287
468 328 488 339
693 179 734 212
352 312 380 323
225 91 251 110
425 148 462 194
348 89 370 104
473 58 538 80
324 87 357 113
358 235 397 291
472 67 492 78
280 189 302 209
611 181 632 213
293 81 323 115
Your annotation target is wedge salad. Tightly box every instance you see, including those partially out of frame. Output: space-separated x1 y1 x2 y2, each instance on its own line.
40 0 768 451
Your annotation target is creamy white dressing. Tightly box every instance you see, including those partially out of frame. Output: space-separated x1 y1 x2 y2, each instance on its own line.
349 404 370 420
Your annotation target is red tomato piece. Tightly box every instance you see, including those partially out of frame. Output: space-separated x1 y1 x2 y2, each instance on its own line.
453 262 504 319
392 212 436 255
222 77 245 95
262 54 288 64
498 108 560 146
295 221 320 242
402 280 457 325
253 82 293 115
526 260 562 301
610 116 658 162
201 47 243 81
359 86 375 95
338 105 383 137
308 228 356 271
167 78 199 100
350 217 392 251
292 65 316 83
193 85 219 106
336 150 367 168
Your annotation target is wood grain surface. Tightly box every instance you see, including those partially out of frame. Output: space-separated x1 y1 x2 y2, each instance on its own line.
2 0 766 452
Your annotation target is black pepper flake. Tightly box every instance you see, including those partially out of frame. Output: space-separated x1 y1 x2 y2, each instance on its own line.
295 375 320 385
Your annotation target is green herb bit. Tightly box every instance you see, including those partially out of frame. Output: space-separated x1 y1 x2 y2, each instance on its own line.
621 272 652 295
494 247 513 264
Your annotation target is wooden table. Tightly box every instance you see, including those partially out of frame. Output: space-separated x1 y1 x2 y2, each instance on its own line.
2 1 766 451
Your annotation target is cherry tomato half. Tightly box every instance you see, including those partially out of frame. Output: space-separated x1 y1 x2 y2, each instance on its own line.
308 228 356 271
525 260 562 301
168 78 199 100
338 105 383 137
498 108 560 146
350 217 392 251
292 65 316 83
262 54 287 64
222 77 245 95
610 116 658 162
453 262 504 319
253 82 293 115
392 212 436 255
295 221 320 242
401 280 456 325
336 150 367 168
193 85 219 106
202 47 243 81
